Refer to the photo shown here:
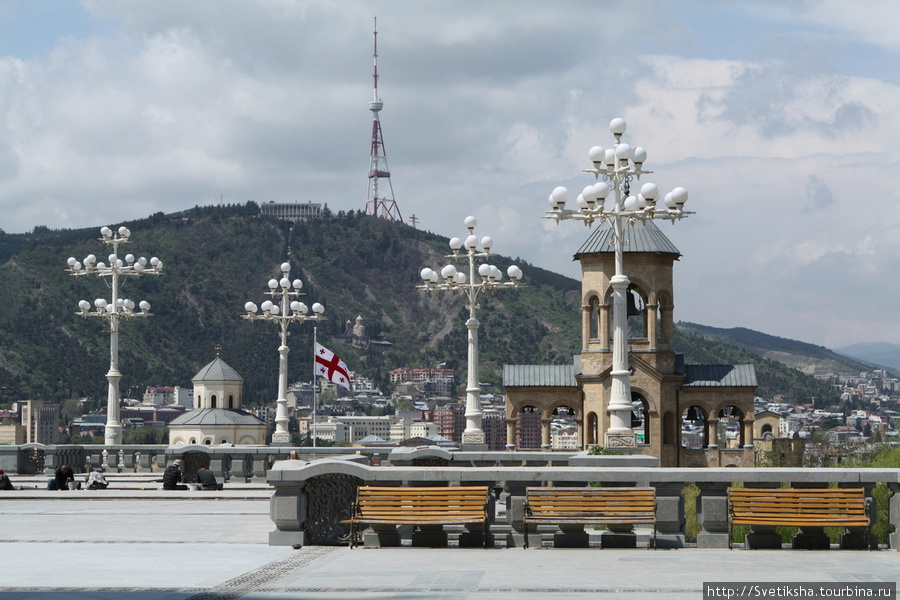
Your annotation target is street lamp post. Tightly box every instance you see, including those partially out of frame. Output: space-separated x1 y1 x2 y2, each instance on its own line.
418 216 523 447
544 117 692 448
67 226 163 446
243 262 324 446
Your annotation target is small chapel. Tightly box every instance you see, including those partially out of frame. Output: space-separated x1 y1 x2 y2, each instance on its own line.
503 220 757 467
168 351 267 446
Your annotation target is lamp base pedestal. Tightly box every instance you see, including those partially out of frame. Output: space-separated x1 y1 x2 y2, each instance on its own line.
604 431 637 449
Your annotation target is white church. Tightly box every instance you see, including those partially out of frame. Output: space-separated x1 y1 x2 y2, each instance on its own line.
168 352 267 446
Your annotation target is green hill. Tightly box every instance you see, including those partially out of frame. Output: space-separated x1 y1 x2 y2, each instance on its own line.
676 322 879 377
0 204 845 410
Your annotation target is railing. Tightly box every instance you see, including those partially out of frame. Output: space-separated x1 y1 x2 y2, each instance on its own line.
266 449 899 550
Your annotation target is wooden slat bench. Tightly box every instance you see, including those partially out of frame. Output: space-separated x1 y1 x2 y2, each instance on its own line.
342 485 491 548
523 486 657 549
727 487 870 549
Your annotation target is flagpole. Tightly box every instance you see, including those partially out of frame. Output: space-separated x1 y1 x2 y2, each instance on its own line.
312 326 318 448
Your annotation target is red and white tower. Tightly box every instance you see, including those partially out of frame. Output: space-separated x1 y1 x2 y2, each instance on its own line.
365 17 402 222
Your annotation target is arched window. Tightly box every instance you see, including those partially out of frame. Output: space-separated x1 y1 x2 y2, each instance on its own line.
211 395 217 409
682 406 707 449
228 394 234 409
204 439 211 445
590 297 600 339
632 393 650 445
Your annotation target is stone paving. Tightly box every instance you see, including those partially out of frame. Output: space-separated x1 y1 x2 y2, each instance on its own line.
1 495 897 600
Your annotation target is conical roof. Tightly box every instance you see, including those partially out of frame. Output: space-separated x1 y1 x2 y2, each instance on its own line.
574 219 681 258
192 356 243 383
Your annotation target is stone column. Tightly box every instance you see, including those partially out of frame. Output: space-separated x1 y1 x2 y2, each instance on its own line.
268 484 308 548
505 493 542 548
646 302 658 350
654 482 685 548
695 482 730 548
706 418 719 449
540 417 552 450
505 418 517 451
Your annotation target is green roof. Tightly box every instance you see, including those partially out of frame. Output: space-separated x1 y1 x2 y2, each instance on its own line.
682 364 757 387
192 357 243 383
574 219 681 258
503 364 578 387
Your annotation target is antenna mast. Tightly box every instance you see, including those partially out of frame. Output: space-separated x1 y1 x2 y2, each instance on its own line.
365 16 402 222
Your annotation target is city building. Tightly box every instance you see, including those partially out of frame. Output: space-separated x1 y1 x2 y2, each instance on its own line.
259 201 323 222
18 400 60 445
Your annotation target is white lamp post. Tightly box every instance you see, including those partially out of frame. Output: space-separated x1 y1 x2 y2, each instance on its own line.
67 226 162 446
544 117 692 448
418 216 524 447
243 262 324 446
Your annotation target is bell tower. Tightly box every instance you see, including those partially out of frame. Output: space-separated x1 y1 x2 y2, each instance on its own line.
575 219 684 462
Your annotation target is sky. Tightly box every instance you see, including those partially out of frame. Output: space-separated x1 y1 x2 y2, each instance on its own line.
0 0 898 351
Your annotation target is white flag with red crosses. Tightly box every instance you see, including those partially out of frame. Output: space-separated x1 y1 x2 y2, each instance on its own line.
314 342 352 390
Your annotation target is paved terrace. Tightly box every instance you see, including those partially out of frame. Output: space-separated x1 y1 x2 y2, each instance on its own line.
1 481 897 600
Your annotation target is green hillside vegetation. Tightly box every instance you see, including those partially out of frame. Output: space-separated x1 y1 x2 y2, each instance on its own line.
0 205 581 406
674 329 840 407
0 204 843 411
677 321 880 378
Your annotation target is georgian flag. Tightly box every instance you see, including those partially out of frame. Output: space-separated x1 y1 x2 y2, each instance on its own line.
315 342 352 390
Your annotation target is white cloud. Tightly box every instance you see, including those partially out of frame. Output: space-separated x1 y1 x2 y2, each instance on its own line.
0 0 898 348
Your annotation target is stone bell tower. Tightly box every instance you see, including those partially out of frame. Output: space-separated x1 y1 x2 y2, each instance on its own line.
576 219 684 464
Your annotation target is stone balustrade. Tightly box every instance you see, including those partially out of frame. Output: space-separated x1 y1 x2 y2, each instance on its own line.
267 449 900 550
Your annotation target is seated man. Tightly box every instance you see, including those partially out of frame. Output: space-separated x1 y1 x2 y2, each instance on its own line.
196 466 221 490
85 469 108 490
0 468 14 491
162 459 188 490
48 465 76 490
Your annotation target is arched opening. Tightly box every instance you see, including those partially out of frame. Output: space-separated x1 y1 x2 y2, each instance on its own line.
551 405 578 450
681 406 707 449
190 438 197 445
631 393 650 445
204 438 212 445
608 286 648 341
590 297 600 339
228 394 235 409
221 439 228 444
516 405 541 449
718 405 745 448
211 395 217 409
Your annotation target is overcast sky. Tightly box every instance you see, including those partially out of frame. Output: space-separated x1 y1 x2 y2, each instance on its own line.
1 0 898 350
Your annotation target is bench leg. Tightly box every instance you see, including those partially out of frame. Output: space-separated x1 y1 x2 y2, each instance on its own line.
459 522 493 548
411 524 448 548
745 526 782 549
601 524 637 549
553 524 589 548
792 526 830 550
364 524 402 548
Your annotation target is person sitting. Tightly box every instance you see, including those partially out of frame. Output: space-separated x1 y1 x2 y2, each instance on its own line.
47 465 76 490
196 466 222 490
162 459 188 490
0 468 14 491
85 469 108 490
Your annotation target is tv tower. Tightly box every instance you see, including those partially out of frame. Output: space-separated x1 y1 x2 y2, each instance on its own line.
365 17 402 222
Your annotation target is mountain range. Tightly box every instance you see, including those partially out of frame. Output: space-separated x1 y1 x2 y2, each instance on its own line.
0 204 873 412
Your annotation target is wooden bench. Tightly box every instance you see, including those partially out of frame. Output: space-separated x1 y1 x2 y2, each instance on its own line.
727 487 870 549
523 486 656 549
342 485 491 548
